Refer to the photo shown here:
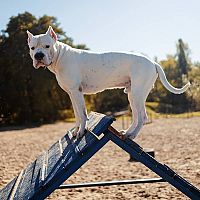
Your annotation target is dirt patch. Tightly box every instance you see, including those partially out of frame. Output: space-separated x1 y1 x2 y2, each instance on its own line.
0 117 200 199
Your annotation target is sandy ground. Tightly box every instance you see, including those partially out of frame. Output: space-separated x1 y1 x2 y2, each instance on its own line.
0 117 200 200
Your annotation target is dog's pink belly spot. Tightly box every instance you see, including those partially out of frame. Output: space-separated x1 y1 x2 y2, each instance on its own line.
81 77 103 94
82 83 104 94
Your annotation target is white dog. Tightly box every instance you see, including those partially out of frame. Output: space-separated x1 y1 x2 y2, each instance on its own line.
27 26 190 139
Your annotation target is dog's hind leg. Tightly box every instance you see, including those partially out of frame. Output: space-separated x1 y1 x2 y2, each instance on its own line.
124 90 147 139
124 63 158 139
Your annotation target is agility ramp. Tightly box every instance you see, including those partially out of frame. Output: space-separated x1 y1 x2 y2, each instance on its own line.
0 112 200 200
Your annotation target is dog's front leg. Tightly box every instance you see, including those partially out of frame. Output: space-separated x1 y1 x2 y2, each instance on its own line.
69 94 81 136
69 90 88 138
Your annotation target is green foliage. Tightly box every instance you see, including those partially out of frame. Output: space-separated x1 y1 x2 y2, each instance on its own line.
148 39 195 113
93 89 129 113
0 12 88 125
176 39 190 76
187 65 200 110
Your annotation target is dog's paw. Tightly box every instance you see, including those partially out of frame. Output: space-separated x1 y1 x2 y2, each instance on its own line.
120 129 138 140
124 132 137 140
76 129 87 139
76 132 83 139
117 130 127 140
72 126 80 137
119 130 126 134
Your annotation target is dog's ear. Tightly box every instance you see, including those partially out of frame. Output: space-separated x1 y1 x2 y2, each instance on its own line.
27 30 33 44
46 26 58 41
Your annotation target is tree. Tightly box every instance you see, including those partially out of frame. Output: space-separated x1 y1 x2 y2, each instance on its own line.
148 55 178 103
0 12 88 125
187 64 200 111
93 89 128 113
176 39 190 77
148 52 191 113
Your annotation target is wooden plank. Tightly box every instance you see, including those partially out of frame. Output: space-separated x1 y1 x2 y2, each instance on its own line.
58 139 63 156
13 161 37 200
87 112 114 136
9 170 24 200
32 133 111 200
43 130 98 186
42 128 78 185
87 112 106 130
42 132 77 186
13 153 46 200
45 142 61 181
43 130 75 184
63 131 99 167
0 177 17 200
60 135 69 153
41 151 48 182
62 129 78 155
76 130 99 153
26 151 47 198
59 129 79 161
61 129 74 153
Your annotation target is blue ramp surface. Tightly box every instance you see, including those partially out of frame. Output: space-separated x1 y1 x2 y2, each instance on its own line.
0 112 114 200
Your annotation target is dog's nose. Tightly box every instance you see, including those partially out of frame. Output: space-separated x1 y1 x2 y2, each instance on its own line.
34 52 45 60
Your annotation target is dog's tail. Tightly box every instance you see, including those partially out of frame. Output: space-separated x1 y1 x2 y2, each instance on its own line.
155 63 190 94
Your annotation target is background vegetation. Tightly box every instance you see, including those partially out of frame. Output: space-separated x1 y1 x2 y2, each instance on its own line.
0 12 199 126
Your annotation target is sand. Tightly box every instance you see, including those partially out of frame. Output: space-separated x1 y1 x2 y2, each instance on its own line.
0 117 200 199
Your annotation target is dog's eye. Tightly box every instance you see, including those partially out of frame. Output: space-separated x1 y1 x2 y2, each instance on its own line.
31 47 35 50
45 45 50 48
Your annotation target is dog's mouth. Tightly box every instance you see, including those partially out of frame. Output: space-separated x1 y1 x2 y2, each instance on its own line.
34 60 49 69
35 61 45 67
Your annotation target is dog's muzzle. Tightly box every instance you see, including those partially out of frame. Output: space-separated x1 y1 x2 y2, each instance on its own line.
34 52 52 68
34 52 45 61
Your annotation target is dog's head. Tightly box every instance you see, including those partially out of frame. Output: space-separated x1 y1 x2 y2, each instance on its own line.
27 26 58 69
